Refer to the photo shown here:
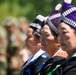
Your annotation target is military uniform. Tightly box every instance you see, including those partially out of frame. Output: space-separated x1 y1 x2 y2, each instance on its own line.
0 26 8 50
3 17 23 75
0 26 7 75
7 55 22 75
0 49 7 75
3 17 22 59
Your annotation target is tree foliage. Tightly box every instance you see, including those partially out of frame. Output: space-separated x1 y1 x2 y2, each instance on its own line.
0 0 76 25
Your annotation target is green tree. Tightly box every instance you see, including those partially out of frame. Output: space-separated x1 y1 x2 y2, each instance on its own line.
0 0 76 25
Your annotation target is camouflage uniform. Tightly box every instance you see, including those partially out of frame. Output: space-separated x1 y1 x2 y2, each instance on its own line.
3 17 23 75
0 26 8 50
3 17 21 58
0 49 7 75
0 26 7 75
7 55 22 75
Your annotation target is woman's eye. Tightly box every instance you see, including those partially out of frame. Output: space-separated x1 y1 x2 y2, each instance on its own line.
45 34 49 37
28 36 32 38
58 32 60 35
62 31 67 34
46 34 49 36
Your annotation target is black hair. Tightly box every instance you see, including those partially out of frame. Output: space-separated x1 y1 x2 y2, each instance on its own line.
44 22 58 38
51 29 58 37
34 32 40 39
29 27 40 40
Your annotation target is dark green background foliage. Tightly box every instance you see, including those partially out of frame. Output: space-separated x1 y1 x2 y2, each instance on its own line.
0 0 76 24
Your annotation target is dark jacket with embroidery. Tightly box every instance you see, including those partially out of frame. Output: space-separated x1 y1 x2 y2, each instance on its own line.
52 57 76 75
40 56 66 75
20 52 50 75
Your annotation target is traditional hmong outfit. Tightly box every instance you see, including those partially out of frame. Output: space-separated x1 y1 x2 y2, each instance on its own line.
51 56 76 75
47 0 76 75
39 48 66 75
20 14 49 75
39 56 65 75
20 49 50 75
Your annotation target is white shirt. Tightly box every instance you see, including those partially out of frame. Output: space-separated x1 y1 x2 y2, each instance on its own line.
31 49 45 62
72 52 76 57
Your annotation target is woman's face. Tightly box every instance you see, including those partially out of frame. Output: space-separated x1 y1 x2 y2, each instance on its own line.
40 24 57 53
58 22 76 56
25 28 39 53
40 30 46 51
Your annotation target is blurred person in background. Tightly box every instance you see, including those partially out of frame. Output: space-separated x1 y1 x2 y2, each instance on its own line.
20 14 50 75
3 17 20 58
0 26 7 75
0 26 8 50
3 16 23 75
18 48 31 63
18 17 29 47
18 17 31 63
18 17 29 33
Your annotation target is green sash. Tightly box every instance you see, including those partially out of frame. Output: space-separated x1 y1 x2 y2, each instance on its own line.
46 65 60 75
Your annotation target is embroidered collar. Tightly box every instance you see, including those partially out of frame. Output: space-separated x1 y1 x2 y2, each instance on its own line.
72 53 76 57
31 49 45 61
